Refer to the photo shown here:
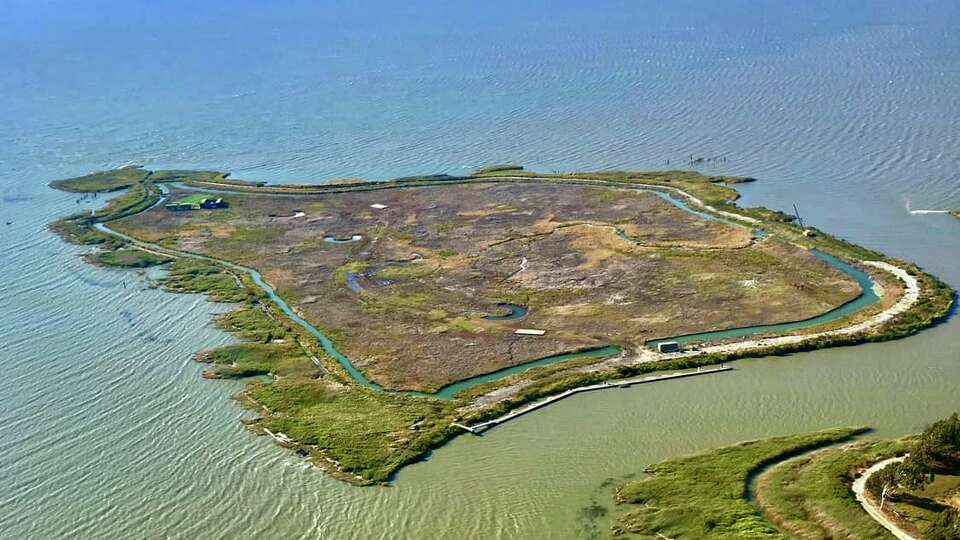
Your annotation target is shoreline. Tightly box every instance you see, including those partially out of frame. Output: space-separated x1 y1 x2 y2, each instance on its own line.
48 166 955 485
455 365 734 433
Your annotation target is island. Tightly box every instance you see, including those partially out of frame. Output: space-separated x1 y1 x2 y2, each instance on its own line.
49 165 954 485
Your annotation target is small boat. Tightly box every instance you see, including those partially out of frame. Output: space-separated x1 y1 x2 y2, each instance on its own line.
5 220 11 225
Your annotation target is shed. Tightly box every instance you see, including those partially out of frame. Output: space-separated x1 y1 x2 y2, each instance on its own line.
514 329 546 336
200 197 227 209
165 194 227 211
657 341 680 353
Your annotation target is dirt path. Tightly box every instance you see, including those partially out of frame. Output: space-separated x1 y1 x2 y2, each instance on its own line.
852 455 917 540
456 365 733 431
580 261 919 367
474 258 921 407
685 261 919 357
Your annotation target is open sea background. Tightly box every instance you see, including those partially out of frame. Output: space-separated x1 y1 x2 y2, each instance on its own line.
1 1 958 538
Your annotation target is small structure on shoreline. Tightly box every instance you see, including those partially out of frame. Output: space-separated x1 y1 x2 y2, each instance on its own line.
200 197 227 209
166 195 228 211
657 341 681 353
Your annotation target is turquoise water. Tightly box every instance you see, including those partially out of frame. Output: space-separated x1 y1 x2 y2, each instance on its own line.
323 235 362 244
102 218 615 401
649 190 733 224
94 222 386 391
483 303 529 321
3 1 960 538
343 271 363 292
648 250 880 348
433 346 622 400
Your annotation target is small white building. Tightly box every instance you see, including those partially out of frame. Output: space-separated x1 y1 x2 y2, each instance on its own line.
514 329 546 336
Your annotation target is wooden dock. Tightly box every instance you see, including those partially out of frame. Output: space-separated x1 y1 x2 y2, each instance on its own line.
451 423 479 434
453 365 733 434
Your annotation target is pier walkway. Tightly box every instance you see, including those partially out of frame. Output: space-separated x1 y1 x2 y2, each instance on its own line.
453 365 733 434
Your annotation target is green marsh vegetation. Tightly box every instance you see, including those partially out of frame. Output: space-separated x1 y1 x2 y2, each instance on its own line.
609 413 960 539
472 163 524 175
161 259 253 303
495 286 587 310
755 438 910 539
49 212 121 247
360 292 431 313
247 380 456 483
160 255 461 484
48 167 223 248
333 261 369 284
94 182 161 220
89 248 171 268
199 342 315 379
613 427 869 539
49 166 230 194
48 165 150 193
47 166 956 486
147 169 229 184
49 169 159 247
225 225 280 243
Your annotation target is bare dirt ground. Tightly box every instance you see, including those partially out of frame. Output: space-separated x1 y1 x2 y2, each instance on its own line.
115 181 860 391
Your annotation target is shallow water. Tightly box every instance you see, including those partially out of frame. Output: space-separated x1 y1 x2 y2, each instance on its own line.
2 1 959 538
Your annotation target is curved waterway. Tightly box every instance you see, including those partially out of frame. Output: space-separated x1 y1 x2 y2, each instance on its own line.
648 250 880 348
482 303 528 320
323 235 362 244
93 222 385 391
94 221 622 400
433 345 621 400
99 176 879 399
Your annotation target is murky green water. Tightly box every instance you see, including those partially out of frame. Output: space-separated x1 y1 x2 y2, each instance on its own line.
6 150 956 540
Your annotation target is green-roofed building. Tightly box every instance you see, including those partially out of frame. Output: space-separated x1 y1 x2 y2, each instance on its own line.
165 195 227 211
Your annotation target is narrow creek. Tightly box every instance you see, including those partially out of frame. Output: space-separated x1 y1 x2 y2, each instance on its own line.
648 250 880 348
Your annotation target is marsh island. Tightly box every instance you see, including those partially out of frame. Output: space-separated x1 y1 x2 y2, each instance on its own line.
50 166 953 484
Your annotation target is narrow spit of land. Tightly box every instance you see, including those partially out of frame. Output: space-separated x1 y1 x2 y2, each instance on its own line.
611 427 906 539
610 413 960 539
49 165 954 485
